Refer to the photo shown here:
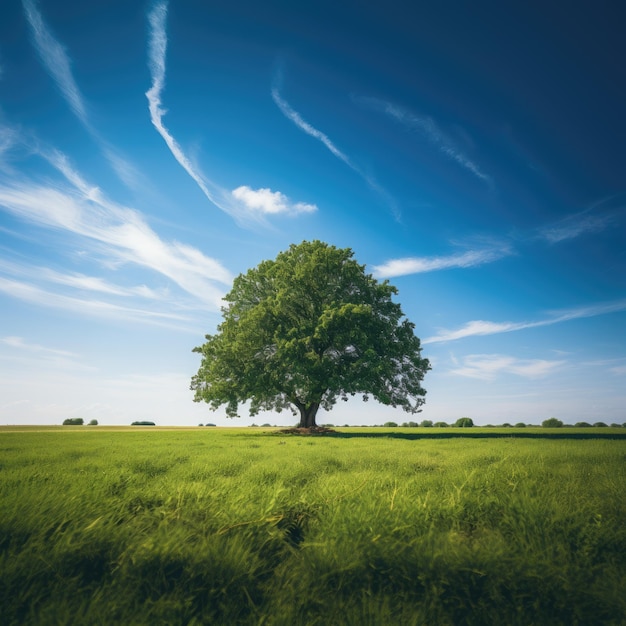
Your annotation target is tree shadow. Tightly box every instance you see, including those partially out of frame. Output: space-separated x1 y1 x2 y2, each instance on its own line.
320 431 626 441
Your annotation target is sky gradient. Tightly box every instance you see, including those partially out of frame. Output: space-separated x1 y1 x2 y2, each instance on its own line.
1 0 625 426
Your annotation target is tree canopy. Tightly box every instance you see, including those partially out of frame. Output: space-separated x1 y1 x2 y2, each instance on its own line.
191 240 430 428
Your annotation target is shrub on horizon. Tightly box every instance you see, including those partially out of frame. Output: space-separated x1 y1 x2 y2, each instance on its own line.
515 422 526 428
542 417 563 428
575 422 591 428
62 418 84 426
433 421 449 427
455 417 474 428
87 419 98 426
593 422 608 427
130 421 156 426
383 421 398 427
420 420 433 427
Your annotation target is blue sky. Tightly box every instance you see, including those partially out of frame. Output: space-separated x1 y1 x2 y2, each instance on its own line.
1 0 624 426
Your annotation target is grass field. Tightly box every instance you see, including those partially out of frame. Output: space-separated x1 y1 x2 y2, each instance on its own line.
1 426 625 625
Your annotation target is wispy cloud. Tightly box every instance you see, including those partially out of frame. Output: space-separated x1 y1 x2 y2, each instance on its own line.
231 186 317 216
449 354 565 380
2 335 76 358
0 147 233 309
272 84 353 166
272 75 400 219
537 197 621 243
424 298 626 344
0 277 193 328
357 96 493 188
46 272 166 299
0 124 19 172
0 258 167 300
373 245 511 278
583 357 626 377
145 2 224 209
22 0 142 189
22 0 88 124
0 335 95 371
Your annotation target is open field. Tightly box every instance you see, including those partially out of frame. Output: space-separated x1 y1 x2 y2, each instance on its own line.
1 427 625 625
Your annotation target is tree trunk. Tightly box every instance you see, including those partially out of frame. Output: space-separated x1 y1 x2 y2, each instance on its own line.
297 402 319 428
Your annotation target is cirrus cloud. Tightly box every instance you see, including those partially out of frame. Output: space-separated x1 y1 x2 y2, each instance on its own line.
449 354 565 380
424 298 626 344
373 246 511 278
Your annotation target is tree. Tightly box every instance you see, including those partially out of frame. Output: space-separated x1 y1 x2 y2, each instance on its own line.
191 241 430 428
542 417 563 428
63 418 84 425
455 417 473 428
88 419 98 426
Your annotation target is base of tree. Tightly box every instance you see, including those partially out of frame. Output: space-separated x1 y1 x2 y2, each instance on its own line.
277 426 337 436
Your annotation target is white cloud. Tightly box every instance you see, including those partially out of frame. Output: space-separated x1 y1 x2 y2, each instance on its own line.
272 78 400 220
357 96 493 188
449 354 565 380
424 298 626 344
231 186 317 216
373 246 511 278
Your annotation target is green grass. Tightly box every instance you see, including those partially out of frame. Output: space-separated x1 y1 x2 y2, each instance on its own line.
1 427 625 625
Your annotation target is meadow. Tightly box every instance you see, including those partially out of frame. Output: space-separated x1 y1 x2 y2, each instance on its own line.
1 426 625 625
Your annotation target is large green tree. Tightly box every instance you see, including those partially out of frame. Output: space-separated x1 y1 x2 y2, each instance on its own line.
191 241 430 428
